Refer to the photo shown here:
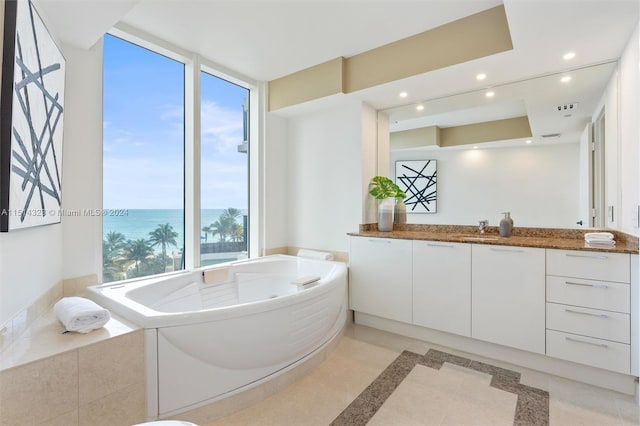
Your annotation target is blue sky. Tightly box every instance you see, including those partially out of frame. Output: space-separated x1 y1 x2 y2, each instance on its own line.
103 34 248 210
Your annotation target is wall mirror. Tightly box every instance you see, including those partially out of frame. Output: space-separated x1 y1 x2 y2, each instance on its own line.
378 61 616 229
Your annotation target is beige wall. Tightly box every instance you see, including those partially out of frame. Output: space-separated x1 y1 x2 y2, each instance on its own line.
268 5 513 111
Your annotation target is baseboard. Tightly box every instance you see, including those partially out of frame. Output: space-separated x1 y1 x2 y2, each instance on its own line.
355 311 637 395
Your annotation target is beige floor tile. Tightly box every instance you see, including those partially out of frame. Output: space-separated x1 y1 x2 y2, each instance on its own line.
371 367 449 425
615 396 640 425
550 399 624 426
440 400 514 426
205 336 397 426
194 324 640 426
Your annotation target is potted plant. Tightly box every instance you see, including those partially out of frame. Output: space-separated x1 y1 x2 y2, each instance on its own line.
369 176 406 231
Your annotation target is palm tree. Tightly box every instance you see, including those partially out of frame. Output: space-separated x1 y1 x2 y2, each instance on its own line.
124 238 154 274
211 219 227 242
103 231 126 281
202 225 212 242
221 207 242 221
230 223 244 242
149 223 178 269
211 208 243 242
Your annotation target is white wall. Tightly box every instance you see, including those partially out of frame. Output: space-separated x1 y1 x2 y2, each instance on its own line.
599 72 620 228
286 100 367 253
390 143 581 228
61 40 104 279
0 4 63 325
596 22 640 236
264 113 289 251
618 23 640 236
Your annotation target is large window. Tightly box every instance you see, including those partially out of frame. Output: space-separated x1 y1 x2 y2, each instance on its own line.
200 71 249 266
102 34 251 282
103 34 185 282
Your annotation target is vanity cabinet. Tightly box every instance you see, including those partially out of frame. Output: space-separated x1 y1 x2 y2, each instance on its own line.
349 236 412 323
471 245 546 354
413 241 471 336
545 249 631 374
349 234 636 376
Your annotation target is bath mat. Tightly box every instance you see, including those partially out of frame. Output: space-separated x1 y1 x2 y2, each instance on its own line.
330 348 549 426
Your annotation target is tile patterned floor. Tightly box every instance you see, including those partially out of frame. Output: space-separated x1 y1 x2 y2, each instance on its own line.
205 323 640 425
332 349 548 426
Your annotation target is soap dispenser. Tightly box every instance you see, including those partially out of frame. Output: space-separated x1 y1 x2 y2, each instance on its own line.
499 212 513 237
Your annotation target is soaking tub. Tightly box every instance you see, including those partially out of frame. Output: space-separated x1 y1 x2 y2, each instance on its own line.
87 255 348 418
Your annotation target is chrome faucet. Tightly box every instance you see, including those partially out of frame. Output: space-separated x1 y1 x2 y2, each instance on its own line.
478 220 489 234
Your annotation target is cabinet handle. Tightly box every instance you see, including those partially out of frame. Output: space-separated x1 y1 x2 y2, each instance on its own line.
565 253 608 260
490 247 524 253
564 281 609 289
426 243 456 248
564 308 609 319
565 336 609 348
367 239 391 244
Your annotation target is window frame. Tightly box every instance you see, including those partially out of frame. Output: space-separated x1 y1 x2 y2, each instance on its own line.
103 25 260 278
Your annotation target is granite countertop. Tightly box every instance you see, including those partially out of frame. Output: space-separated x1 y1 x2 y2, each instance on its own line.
348 224 639 254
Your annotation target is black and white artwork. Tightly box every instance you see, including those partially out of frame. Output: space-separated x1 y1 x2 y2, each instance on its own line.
395 160 437 213
1 0 65 231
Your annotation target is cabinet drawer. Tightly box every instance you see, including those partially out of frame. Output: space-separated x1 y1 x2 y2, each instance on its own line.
546 303 629 343
546 249 630 283
546 276 630 313
546 330 630 374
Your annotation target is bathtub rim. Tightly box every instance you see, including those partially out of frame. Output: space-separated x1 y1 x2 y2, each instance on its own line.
87 255 347 329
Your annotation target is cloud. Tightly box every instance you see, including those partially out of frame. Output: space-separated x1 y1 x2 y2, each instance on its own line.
201 100 244 153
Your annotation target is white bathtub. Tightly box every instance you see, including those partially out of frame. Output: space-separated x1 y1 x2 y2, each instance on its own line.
87 255 348 418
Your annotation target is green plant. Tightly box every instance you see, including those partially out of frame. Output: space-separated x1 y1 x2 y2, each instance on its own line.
368 176 406 200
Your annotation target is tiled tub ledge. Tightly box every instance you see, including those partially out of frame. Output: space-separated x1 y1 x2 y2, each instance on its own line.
0 306 146 425
350 223 639 254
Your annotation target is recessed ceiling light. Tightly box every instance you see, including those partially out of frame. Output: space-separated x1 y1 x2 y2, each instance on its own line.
525 140 532 144
476 73 487 81
399 91 408 98
563 52 576 60
416 104 424 111
561 75 572 83
485 91 495 98
473 145 479 149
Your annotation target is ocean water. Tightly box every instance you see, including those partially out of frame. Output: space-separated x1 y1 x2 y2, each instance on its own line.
103 209 245 253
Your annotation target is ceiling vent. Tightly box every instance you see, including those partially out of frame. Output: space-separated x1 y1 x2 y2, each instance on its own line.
555 102 579 113
541 133 561 138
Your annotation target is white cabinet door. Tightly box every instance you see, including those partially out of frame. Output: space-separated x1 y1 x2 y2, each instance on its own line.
472 245 546 353
349 236 413 323
413 241 471 336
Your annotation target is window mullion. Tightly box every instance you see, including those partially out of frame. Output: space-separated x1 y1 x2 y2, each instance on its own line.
184 55 201 269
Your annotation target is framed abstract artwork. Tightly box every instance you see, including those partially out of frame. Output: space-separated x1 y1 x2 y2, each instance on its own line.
395 160 437 213
0 0 65 231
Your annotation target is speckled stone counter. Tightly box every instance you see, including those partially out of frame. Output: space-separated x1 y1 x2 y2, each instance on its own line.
348 224 639 254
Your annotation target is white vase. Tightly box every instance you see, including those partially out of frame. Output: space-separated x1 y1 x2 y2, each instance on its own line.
377 197 395 232
394 198 407 224
365 183 378 224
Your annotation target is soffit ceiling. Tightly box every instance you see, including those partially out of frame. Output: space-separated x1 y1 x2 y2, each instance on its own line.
35 0 638 122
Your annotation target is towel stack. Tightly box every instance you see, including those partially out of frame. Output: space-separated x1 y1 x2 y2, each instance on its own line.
584 232 616 248
54 297 111 333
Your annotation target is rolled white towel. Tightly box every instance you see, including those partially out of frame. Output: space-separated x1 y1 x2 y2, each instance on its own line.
297 249 334 261
54 297 110 333
584 232 615 241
